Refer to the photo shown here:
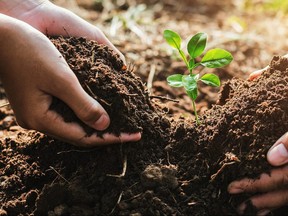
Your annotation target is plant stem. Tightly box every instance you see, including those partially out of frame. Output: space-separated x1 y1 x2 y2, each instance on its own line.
178 49 189 69
189 68 193 75
192 99 200 125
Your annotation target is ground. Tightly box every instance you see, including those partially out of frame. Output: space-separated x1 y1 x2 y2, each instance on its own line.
1 0 288 215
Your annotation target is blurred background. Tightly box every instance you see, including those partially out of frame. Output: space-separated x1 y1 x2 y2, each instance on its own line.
51 0 288 117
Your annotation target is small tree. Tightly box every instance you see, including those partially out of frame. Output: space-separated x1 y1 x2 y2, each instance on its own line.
164 30 233 124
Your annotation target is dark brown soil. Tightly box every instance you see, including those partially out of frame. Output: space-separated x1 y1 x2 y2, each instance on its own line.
49 36 170 137
1 36 288 216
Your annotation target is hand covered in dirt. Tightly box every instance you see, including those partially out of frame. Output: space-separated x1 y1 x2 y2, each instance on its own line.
227 124 288 214
228 57 288 214
0 14 140 146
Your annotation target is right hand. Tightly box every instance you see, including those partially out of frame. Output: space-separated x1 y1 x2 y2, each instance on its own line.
227 54 288 215
228 133 288 215
0 14 141 147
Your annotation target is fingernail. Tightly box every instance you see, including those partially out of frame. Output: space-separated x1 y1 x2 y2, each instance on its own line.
94 114 109 130
267 143 288 166
257 209 270 216
227 182 244 194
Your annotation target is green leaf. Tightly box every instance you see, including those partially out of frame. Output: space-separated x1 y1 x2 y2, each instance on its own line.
187 88 198 100
163 30 182 50
200 48 233 68
187 32 207 58
200 73 220 87
167 74 183 87
182 74 198 91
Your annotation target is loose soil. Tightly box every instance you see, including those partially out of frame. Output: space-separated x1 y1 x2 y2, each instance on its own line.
1 36 288 216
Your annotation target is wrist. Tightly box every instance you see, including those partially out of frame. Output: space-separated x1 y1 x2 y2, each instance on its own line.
0 0 48 17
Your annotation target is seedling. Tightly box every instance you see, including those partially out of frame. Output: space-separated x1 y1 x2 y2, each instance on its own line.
163 30 233 124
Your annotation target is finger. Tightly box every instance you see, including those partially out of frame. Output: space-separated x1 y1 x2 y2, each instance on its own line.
228 165 288 194
237 189 288 215
41 3 126 64
91 29 126 65
44 64 110 131
248 66 269 81
37 109 141 147
248 54 288 81
267 132 288 166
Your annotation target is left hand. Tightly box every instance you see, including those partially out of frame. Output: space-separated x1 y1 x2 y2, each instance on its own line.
227 133 288 215
0 0 140 147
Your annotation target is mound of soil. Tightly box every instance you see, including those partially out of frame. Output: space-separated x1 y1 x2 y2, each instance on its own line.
1 37 288 216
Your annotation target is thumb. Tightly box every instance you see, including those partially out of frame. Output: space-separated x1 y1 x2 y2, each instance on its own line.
50 73 110 131
267 132 288 166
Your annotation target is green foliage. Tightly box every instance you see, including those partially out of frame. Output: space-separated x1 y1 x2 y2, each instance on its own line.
200 73 220 87
187 32 207 58
163 30 233 124
243 0 288 14
163 30 182 50
201 48 233 68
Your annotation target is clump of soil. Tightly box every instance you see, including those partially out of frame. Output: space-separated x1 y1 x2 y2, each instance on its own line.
170 55 288 215
49 36 170 137
1 37 288 216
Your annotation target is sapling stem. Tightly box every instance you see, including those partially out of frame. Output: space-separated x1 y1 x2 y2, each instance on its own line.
178 48 189 69
192 99 200 125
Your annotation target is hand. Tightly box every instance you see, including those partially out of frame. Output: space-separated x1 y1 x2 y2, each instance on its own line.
0 14 140 146
0 0 126 63
228 54 288 214
249 54 288 81
228 166 288 215
227 129 288 214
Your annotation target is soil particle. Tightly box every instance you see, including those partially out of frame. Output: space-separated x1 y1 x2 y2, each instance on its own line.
141 164 178 189
53 204 69 216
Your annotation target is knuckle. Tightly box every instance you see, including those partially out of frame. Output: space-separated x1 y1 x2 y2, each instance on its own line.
78 102 102 123
15 113 38 130
281 170 288 186
16 119 32 130
283 132 288 144
52 72 78 94
16 112 48 132
74 136 95 148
